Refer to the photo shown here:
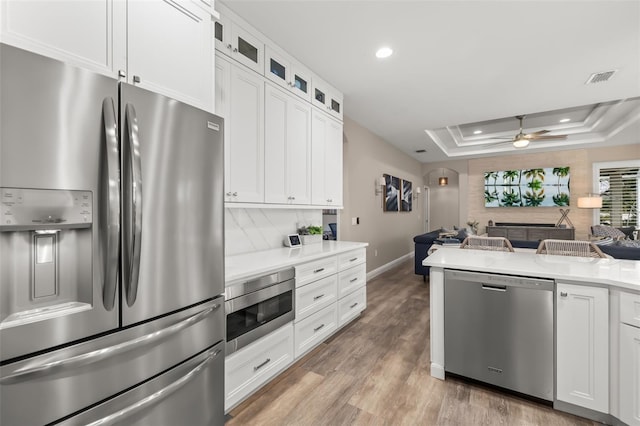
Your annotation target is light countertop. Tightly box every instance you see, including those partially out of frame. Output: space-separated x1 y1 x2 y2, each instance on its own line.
423 246 640 291
226 241 368 285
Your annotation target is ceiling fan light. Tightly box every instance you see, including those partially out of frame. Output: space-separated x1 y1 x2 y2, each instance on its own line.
513 139 530 148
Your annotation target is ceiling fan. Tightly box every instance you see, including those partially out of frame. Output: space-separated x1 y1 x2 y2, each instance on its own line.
497 115 568 148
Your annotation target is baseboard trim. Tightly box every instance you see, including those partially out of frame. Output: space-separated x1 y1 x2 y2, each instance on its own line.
367 252 414 281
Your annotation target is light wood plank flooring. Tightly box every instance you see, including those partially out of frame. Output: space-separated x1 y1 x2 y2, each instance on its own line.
226 259 596 425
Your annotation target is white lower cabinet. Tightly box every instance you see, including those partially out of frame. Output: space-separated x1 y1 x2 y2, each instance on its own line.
338 286 366 327
556 283 609 413
620 323 640 425
294 304 337 358
620 291 640 426
225 322 294 411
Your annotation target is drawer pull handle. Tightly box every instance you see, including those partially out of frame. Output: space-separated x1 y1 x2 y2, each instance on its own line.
560 292 568 297
313 294 325 300
253 358 271 372
349 257 358 262
349 278 358 283
350 302 358 309
314 324 325 333
313 268 325 274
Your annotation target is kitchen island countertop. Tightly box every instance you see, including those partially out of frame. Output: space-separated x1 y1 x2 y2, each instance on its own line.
226 241 368 285
423 246 640 291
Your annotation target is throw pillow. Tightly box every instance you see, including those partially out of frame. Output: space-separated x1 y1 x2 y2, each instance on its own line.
592 225 626 240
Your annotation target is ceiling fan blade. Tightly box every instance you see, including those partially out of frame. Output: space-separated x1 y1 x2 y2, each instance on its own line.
526 130 551 136
527 135 568 140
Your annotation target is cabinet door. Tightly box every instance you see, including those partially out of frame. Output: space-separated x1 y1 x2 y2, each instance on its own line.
311 109 328 205
227 62 264 202
325 117 343 206
265 83 310 205
0 0 124 78
230 23 263 74
264 45 290 92
127 0 213 111
290 63 312 102
556 283 609 413
311 109 342 207
620 323 640 426
264 84 289 204
213 13 231 54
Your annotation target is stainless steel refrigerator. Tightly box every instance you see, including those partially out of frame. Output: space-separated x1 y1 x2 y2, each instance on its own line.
0 44 225 425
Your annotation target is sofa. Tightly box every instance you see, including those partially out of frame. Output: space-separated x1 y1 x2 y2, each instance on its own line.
414 228 640 281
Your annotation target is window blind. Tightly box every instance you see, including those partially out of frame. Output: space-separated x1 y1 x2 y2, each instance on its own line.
598 167 639 227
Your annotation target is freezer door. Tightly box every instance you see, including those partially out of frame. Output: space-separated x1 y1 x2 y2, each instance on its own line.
120 83 224 326
0 298 223 426
59 341 224 426
0 44 120 361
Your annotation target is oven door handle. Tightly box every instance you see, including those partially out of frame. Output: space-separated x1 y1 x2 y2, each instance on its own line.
225 279 294 314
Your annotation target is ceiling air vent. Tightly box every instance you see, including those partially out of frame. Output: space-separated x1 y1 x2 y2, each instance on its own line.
585 70 617 84
415 149 427 153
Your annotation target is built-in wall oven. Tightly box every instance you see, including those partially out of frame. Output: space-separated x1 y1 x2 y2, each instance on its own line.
225 268 295 354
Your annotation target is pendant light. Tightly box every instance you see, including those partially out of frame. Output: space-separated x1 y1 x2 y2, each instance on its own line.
438 168 448 186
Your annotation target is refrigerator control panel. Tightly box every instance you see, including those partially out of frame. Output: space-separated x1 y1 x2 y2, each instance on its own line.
0 187 92 231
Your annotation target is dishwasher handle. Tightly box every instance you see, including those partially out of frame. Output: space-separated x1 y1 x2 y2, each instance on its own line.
482 284 507 292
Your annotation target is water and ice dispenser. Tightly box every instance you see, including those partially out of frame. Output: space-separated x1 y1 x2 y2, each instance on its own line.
0 188 93 328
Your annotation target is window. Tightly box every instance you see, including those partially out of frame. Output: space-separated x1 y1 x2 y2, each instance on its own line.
594 161 639 227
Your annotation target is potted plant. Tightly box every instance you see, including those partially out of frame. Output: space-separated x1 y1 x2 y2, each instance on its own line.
297 225 323 244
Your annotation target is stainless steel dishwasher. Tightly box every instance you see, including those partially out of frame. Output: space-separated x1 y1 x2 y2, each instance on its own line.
444 269 554 401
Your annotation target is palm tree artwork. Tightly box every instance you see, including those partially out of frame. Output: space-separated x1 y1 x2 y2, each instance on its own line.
484 167 570 207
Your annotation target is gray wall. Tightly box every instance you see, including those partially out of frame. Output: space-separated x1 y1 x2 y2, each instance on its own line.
340 116 424 273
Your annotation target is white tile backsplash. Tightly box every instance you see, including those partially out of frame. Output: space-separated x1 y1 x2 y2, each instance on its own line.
225 208 322 256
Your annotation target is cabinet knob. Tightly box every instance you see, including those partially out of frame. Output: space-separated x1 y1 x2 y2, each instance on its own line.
133 75 141 84
560 292 568 297
226 44 232 50
233 47 238 53
232 192 238 197
226 192 232 196
118 70 126 79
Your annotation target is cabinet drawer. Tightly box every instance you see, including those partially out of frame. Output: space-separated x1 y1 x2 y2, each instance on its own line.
527 229 549 241
338 287 366 327
294 304 337 358
338 248 366 271
295 256 338 287
337 263 366 298
296 275 337 321
621 292 640 328
225 322 294 410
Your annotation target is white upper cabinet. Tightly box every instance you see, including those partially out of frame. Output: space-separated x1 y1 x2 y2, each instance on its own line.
214 14 263 75
312 75 343 121
311 109 343 207
216 54 264 203
264 45 312 102
127 0 214 111
556 283 609 414
0 0 215 111
0 0 124 77
264 83 312 205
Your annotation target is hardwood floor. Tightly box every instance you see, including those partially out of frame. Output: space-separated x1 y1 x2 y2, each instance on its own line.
226 259 596 425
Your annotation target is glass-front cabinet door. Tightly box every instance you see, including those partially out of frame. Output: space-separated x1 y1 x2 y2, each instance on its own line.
230 23 263 74
265 46 311 102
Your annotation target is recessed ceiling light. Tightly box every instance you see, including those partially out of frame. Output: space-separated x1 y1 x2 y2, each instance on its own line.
559 118 571 123
473 130 483 135
375 47 393 59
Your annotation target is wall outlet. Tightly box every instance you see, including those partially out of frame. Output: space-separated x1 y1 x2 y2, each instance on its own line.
374 249 378 257
351 217 357 225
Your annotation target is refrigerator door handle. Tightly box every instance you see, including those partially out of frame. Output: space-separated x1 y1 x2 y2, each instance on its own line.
124 103 143 307
0 304 220 384
85 347 222 426
102 98 120 311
